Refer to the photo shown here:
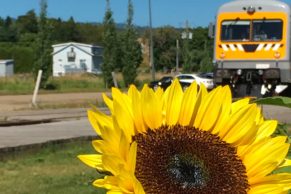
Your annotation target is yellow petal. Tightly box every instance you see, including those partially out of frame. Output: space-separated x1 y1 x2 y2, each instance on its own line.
164 79 183 126
102 154 125 175
242 137 289 180
178 82 198 126
212 86 232 134
141 85 163 130
194 86 222 130
220 104 257 145
112 88 133 117
126 142 137 174
78 154 104 171
93 176 119 190
255 120 277 142
113 100 135 142
103 93 113 113
189 83 207 126
129 85 147 133
87 108 112 135
231 97 250 113
280 159 291 168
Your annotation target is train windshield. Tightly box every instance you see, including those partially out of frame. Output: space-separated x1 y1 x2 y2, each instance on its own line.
221 20 250 41
253 20 283 41
221 19 283 42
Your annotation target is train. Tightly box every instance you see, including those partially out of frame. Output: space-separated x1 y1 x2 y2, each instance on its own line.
211 0 291 97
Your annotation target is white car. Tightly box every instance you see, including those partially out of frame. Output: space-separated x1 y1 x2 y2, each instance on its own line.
175 73 214 90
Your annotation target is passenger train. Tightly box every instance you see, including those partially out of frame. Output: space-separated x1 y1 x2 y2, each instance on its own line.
212 0 291 97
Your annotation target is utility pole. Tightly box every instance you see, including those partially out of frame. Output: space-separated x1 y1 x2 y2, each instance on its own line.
176 39 179 74
148 0 155 80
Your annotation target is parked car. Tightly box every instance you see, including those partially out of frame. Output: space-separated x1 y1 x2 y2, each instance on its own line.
175 73 214 90
149 76 173 90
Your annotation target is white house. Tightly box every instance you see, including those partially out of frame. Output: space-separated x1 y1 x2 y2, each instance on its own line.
0 59 14 77
52 42 103 77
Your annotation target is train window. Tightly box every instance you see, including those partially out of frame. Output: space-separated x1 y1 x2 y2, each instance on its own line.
252 20 282 41
221 20 250 41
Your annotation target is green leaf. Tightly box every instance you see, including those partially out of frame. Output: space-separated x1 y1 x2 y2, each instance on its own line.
254 96 291 108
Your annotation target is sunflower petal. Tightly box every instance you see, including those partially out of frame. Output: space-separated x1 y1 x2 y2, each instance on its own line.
141 85 163 130
113 100 135 142
103 93 113 113
78 154 104 171
178 82 198 126
129 85 147 133
164 79 183 126
88 109 112 135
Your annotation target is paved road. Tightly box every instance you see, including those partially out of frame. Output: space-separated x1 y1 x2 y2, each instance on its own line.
0 118 95 151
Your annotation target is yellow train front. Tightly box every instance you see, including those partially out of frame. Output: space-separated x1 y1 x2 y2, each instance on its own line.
213 0 291 97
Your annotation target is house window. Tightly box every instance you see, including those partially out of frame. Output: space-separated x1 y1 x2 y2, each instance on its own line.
67 47 76 62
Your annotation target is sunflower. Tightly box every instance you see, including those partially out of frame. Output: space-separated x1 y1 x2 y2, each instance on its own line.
78 80 291 194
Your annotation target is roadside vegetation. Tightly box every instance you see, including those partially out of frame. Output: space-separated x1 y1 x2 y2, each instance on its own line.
0 71 169 95
0 140 106 194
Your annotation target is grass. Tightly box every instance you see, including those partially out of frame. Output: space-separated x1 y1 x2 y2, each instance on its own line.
0 140 106 194
0 71 172 95
0 74 35 95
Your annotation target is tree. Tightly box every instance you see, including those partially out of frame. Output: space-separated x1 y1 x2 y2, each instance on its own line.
33 0 52 88
0 16 18 42
152 27 179 71
16 10 38 34
120 0 142 87
64 17 80 42
101 0 119 88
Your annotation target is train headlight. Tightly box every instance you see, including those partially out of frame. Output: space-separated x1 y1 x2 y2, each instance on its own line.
237 69 242 75
274 52 280 59
247 6 256 14
258 69 264 75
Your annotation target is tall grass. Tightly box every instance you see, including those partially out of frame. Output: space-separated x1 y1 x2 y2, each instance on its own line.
47 73 106 93
0 71 173 95
0 74 35 95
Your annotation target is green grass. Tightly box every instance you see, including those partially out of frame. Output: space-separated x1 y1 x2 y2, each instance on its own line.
47 73 106 93
0 73 107 95
0 71 168 95
0 74 35 95
0 140 106 194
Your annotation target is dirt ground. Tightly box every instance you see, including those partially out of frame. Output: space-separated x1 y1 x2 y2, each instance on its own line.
0 92 107 112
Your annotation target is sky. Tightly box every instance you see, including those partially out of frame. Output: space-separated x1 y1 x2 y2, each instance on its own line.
0 0 291 28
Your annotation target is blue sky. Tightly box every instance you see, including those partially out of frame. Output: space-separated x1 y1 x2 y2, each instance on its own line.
0 0 291 27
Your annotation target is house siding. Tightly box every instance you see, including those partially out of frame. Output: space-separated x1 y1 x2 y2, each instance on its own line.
52 42 103 77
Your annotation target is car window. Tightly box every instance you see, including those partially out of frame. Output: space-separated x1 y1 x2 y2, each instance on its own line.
177 75 195 80
198 73 213 79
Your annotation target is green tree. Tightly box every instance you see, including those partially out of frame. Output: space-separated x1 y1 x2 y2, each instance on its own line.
147 27 178 71
16 10 38 34
101 0 119 88
64 17 80 42
0 16 18 42
121 0 142 87
33 0 52 88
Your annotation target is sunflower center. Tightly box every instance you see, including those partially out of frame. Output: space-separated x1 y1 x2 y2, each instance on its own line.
168 154 209 189
133 125 249 194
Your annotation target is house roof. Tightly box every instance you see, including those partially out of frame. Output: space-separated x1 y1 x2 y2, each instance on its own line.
0 59 14 64
51 42 102 56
